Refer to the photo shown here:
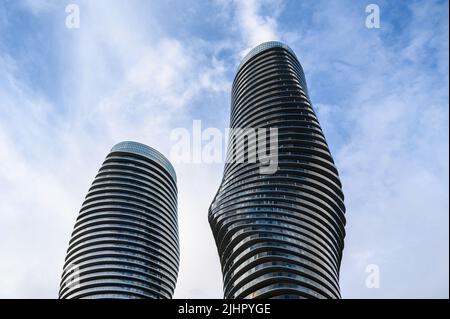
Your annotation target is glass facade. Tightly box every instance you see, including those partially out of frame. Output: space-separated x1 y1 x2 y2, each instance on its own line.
209 42 346 299
59 141 179 299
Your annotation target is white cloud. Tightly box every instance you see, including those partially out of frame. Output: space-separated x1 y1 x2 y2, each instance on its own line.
234 0 280 48
215 0 284 59
0 58 82 298
0 0 229 298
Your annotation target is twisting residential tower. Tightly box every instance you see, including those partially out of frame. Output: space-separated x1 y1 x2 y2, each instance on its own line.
209 42 346 299
59 141 179 299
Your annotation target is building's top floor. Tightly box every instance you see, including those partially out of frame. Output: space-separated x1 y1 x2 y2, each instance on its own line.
237 41 298 73
111 141 177 182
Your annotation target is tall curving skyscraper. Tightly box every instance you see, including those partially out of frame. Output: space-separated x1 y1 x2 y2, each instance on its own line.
209 42 346 299
59 141 179 299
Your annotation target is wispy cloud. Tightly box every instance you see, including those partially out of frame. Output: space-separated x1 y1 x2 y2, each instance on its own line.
234 0 281 48
0 0 231 298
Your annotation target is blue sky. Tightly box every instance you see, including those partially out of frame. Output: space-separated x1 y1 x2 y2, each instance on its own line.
0 0 448 298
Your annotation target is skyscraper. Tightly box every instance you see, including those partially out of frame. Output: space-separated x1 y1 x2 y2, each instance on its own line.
209 42 346 299
59 141 179 299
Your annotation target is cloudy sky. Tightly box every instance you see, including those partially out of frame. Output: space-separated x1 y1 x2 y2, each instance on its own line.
0 0 448 299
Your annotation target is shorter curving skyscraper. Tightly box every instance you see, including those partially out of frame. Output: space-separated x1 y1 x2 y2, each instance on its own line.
59 141 179 299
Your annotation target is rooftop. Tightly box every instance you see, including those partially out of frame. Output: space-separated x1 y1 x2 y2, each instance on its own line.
111 141 176 181
237 41 298 72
